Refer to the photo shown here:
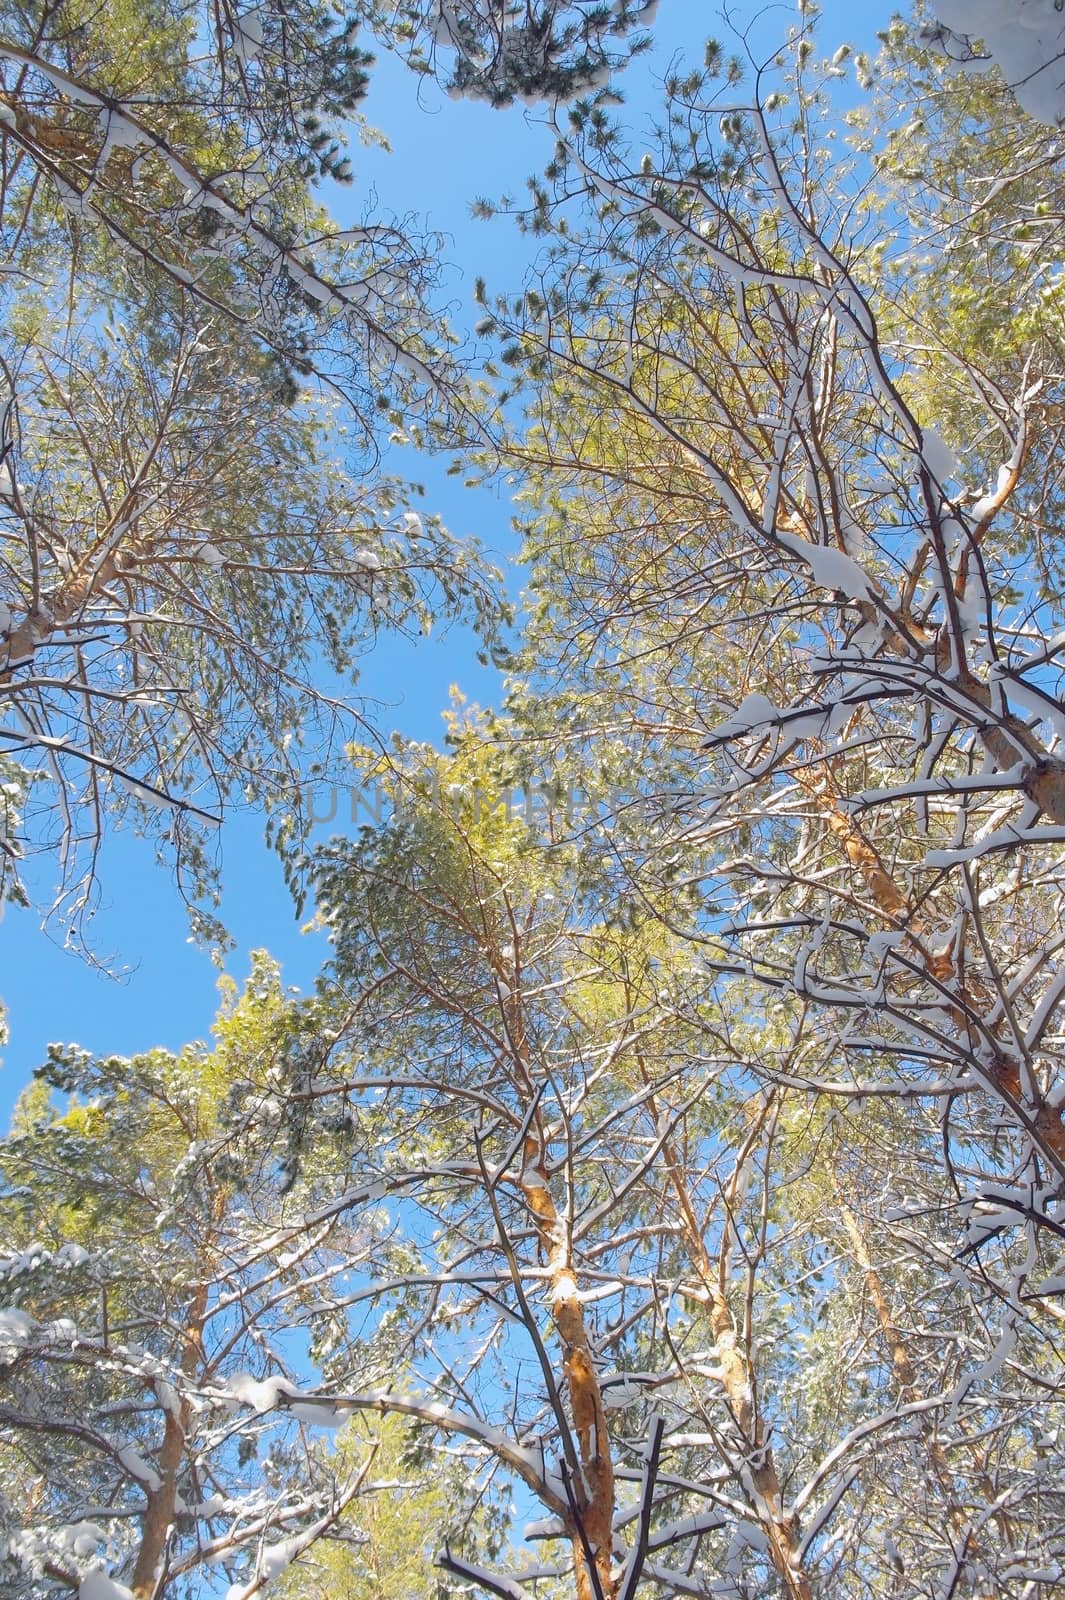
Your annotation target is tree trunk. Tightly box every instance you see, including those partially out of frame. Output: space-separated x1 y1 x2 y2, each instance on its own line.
639 1069 814 1600
799 763 1065 1163
832 1168 1012 1596
130 1271 210 1596
521 1146 617 1600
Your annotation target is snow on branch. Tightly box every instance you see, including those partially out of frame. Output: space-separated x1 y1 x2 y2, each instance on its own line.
928 2 1065 127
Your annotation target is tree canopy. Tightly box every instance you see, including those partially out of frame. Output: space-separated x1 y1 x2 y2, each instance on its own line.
4 3 1065 1599
0 0 653 938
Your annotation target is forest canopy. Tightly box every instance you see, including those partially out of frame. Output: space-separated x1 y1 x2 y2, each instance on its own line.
3 3 1065 1599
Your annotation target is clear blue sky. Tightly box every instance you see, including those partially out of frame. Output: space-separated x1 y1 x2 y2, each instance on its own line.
0 1 896 1123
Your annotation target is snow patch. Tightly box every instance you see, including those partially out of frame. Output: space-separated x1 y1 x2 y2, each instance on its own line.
711 693 779 739
931 2 1065 128
289 1400 343 1428
0 1306 34 1353
232 8 266 65
79 1574 136 1600
918 427 958 486
778 530 874 601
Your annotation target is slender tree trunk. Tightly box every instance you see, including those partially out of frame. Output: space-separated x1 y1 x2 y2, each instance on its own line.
130 1265 211 1596
832 1168 1011 1595
502 976 616 1600
521 1152 617 1600
638 1068 814 1600
797 763 1065 1162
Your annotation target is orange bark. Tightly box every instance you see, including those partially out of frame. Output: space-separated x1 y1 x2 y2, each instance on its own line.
500 961 617 1600
130 1278 208 1599
833 1171 1014 1587
797 764 1065 1162
636 1069 814 1600
520 1139 616 1600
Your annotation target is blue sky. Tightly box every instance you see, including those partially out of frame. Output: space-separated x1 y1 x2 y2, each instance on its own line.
0 0 895 1123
